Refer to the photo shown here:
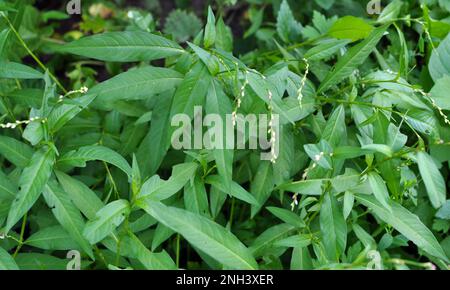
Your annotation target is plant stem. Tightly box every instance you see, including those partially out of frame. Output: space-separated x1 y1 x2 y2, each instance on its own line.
2 14 67 94
13 213 28 257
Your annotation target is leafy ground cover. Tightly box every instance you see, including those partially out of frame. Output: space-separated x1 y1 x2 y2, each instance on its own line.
0 0 450 270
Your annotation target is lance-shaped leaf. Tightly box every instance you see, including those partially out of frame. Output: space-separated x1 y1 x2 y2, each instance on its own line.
137 200 258 270
356 194 449 262
184 175 210 217
138 162 198 201
0 247 19 270
55 171 103 220
58 31 184 62
251 161 274 217
320 192 347 261
25 225 79 251
417 151 446 209
318 24 389 93
429 33 450 82
206 175 259 206
43 182 94 259
57 145 132 178
0 136 33 168
267 207 305 228
88 66 183 110
83 199 130 244
249 223 295 257
0 61 42 79
0 169 16 201
367 172 392 211
5 147 55 233
205 79 234 192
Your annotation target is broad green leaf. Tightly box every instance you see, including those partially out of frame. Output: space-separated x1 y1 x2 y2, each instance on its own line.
55 171 103 220
429 33 450 82
0 136 33 168
329 16 374 41
205 79 234 192
59 31 184 62
0 247 19 270
356 194 449 262
267 207 305 228
88 66 183 110
417 151 446 209
138 162 198 201
367 172 392 211
43 181 94 259
320 192 347 261
25 225 79 251
184 175 210 216
5 147 55 233
0 61 42 79
277 179 324 196
430 75 450 110
304 39 350 61
206 175 259 206
249 223 295 257
215 17 233 51
274 234 312 248
123 232 177 270
0 169 15 201
83 199 130 244
57 145 132 178
204 6 216 48
277 0 302 43
250 161 274 217
15 253 68 270
138 200 258 270
318 24 389 93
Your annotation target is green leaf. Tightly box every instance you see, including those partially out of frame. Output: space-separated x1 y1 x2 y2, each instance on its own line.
0 247 19 270
206 175 259 206
138 162 198 201
0 61 42 79
429 33 450 82
15 253 68 270
184 175 210 217
267 207 305 228
216 17 233 52
356 195 449 262
417 151 446 209
121 232 177 269
88 66 183 110
430 75 450 110
205 79 234 192
25 225 79 251
43 181 94 259
0 169 16 201
250 161 274 217
138 200 258 270
367 172 392 211
249 223 295 257
204 6 216 48
320 192 347 261
328 16 374 42
5 147 55 233
55 171 103 220
304 39 350 61
274 234 312 248
58 31 184 62
277 179 324 196
277 0 302 43
57 145 132 178
83 199 130 244
318 24 389 93
0 135 33 168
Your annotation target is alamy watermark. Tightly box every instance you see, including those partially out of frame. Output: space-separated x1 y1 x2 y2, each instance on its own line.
66 0 81 15
171 106 280 162
367 0 382 15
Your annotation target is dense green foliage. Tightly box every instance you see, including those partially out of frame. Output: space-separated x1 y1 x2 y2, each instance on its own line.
0 0 450 270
